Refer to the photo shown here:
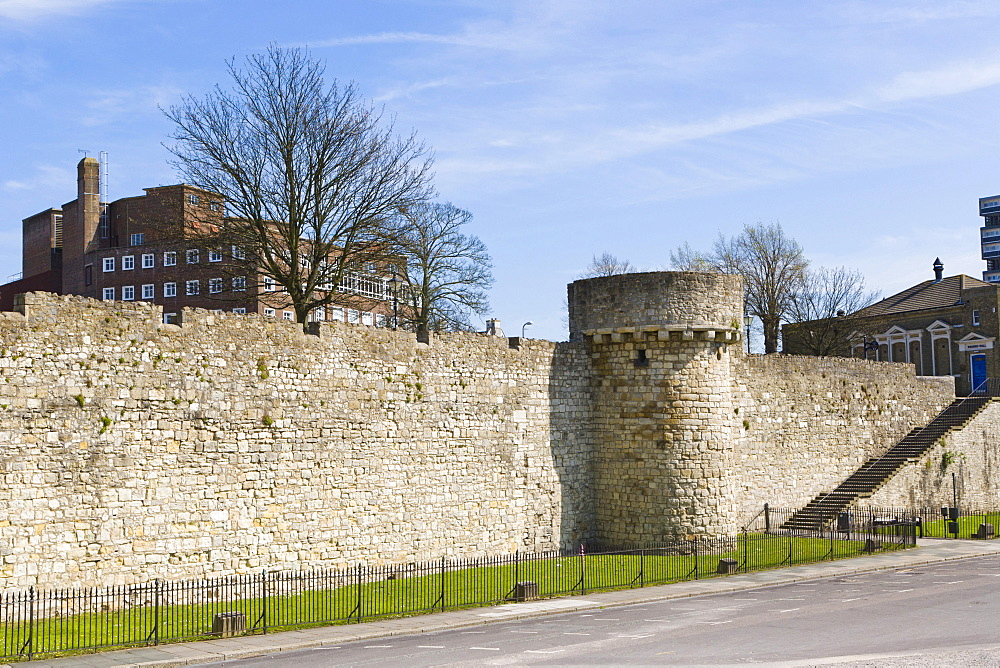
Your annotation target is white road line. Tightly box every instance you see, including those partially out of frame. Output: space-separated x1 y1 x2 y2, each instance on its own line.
594 618 620 620
462 631 487 634
770 608 800 613
697 621 732 625
563 632 591 635
365 645 392 648
936 581 965 584
470 646 500 651
527 649 565 654
510 631 538 634
841 598 862 602
733 598 757 601
418 645 445 649
643 619 670 622
618 634 653 638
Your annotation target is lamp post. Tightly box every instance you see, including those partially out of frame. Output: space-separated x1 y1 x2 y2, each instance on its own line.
389 272 400 331
522 321 533 338
743 315 752 354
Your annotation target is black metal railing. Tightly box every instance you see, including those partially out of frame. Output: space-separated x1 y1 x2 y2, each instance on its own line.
1 511 916 661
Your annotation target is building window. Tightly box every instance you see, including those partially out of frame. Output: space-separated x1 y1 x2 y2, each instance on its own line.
973 310 981 326
232 245 245 260
164 282 177 298
347 309 359 324
331 307 344 322
209 278 223 294
209 249 223 262
102 287 115 300
365 262 377 273
263 276 275 292
187 194 200 205
122 286 135 301
142 284 154 300
186 280 200 295
163 312 178 324
282 311 294 321
376 313 386 327
122 255 134 271
163 251 177 267
186 249 199 264
103 257 115 272
210 201 221 212
263 308 275 317
130 233 145 246
232 276 246 291
84 265 93 286
232 307 246 314
362 311 374 326
141 253 154 269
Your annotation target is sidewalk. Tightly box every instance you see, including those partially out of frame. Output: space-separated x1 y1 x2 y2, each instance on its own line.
12 538 1000 668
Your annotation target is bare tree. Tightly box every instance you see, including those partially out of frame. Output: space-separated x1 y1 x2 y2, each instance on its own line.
394 203 493 342
710 222 807 354
783 266 881 355
580 252 635 278
163 46 433 325
668 241 714 271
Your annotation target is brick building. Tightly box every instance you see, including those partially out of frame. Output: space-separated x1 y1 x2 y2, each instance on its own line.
0 157 400 326
783 259 1000 395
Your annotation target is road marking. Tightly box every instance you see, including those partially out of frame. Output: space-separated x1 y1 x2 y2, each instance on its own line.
594 618 620 620
418 645 445 649
770 608 800 613
936 580 965 584
462 631 487 634
643 618 670 622
697 621 732 625
563 632 591 635
618 634 653 638
365 645 392 648
733 598 757 601
527 649 565 654
470 647 500 651
841 598 862 602
478 598 600 617
778 598 805 601
511 630 538 634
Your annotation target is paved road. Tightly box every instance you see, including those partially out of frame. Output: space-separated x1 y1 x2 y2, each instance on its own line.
203 554 1000 666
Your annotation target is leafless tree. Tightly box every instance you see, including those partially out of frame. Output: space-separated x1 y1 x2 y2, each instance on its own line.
163 45 433 324
783 266 881 355
393 203 493 342
710 222 807 354
668 242 714 271
580 252 636 278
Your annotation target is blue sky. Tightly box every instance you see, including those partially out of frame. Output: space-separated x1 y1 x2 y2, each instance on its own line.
2 0 999 341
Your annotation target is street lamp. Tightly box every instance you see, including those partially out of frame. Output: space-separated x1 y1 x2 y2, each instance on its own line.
522 321 533 338
388 272 400 330
743 315 753 354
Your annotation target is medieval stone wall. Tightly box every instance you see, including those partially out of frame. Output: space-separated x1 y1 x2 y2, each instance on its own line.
0 293 593 588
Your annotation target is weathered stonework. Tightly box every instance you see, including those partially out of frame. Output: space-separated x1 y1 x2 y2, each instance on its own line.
0 272 977 589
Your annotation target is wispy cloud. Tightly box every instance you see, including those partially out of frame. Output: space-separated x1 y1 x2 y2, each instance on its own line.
2 164 73 192
878 56 1000 102
0 0 127 21
309 31 513 50
81 84 182 125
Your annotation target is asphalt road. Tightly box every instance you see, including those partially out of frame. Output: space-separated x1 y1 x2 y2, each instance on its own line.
201 554 1000 666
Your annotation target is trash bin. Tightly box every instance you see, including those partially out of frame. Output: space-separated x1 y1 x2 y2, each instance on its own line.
514 581 538 602
716 558 739 574
212 611 246 637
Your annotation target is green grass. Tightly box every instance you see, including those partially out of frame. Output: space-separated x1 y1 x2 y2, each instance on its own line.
2 533 901 661
921 513 1000 538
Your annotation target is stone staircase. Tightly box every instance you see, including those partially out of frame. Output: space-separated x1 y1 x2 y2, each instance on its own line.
781 392 996 531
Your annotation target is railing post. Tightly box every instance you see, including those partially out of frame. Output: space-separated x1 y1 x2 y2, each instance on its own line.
154 579 161 646
26 586 35 660
693 539 699 580
439 556 446 612
764 503 770 533
261 570 269 634
639 549 645 588
356 563 364 623
742 530 748 571
788 532 793 565
579 544 586 594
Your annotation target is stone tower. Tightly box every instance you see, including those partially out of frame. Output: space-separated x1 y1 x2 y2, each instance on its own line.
568 271 746 543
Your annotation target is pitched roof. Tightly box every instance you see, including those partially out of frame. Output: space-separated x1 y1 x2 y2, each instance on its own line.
853 274 994 318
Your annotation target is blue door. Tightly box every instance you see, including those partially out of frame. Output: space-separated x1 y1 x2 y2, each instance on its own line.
971 353 988 393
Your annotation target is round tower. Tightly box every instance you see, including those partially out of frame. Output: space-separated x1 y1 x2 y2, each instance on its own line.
568 271 745 543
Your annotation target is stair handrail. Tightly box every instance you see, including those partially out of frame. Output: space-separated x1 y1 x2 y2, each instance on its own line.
797 377 1000 526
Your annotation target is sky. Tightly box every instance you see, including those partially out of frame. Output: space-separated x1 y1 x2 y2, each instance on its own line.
1 0 999 342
